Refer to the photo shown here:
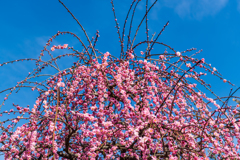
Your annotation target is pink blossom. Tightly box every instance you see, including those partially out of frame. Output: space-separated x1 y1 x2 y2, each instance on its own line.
57 82 65 87
49 121 54 132
176 51 181 56
159 55 165 60
63 44 68 48
186 63 191 68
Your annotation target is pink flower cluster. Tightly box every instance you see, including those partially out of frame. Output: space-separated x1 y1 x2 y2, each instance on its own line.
0 1 237 159
1 50 240 159
51 44 68 51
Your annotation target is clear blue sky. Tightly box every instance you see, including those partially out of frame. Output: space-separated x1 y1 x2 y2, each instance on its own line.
0 0 240 158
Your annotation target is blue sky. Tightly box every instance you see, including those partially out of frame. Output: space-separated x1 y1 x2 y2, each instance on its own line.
1 0 240 158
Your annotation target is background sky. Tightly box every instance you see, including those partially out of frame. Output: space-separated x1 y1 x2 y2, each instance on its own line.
1 0 240 158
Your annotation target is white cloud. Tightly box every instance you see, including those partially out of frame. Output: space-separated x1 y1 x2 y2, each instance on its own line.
150 0 228 19
172 0 227 19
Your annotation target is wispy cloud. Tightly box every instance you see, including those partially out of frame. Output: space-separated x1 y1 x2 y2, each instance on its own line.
149 0 228 20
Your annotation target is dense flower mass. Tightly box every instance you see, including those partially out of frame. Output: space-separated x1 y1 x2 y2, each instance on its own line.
1 50 240 159
1 0 240 159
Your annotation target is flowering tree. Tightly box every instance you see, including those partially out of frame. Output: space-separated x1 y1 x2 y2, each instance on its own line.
1 0 240 159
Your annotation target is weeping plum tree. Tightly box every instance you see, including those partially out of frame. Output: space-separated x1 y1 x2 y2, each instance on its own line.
1 0 240 159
